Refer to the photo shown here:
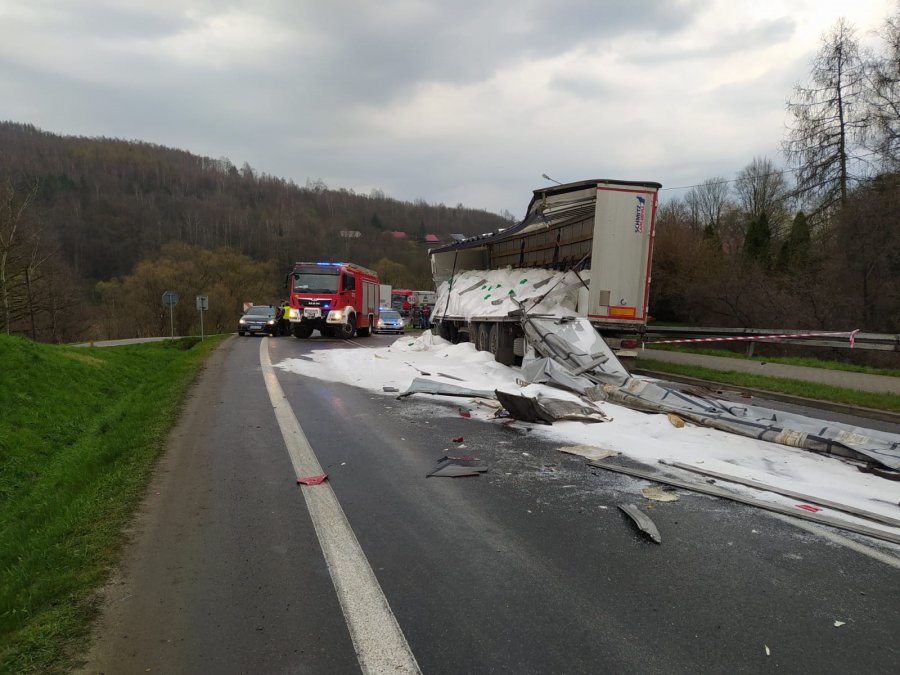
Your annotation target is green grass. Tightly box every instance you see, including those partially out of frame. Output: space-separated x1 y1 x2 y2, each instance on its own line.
0 334 226 674
635 356 900 413
644 344 900 377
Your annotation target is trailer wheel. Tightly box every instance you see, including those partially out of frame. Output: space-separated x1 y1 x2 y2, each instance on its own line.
292 324 312 339
475 323 490 352
489 323 516 366
337 315 356 339
437 321 451 341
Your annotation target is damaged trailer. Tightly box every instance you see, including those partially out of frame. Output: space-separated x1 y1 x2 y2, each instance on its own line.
429 178 661 365
518 312 900 471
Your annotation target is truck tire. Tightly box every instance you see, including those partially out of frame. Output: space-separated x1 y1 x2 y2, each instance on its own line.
337 316 356 339
292 324 313 339
437 320 451 341
475 323 490 352
357 314 373 337
489 323 516 366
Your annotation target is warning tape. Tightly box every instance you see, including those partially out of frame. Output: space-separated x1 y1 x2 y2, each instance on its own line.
643 329 860 348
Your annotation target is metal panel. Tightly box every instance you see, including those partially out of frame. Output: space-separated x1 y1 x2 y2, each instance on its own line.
588 184 656 320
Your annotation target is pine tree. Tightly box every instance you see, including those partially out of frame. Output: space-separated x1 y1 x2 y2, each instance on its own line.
776 211 812 270
743 212 772 265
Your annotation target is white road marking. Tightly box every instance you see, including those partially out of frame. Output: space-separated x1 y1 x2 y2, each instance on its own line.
260 339 421 674
770 513 900 570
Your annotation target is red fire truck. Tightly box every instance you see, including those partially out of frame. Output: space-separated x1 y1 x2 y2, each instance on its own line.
285 262 380 339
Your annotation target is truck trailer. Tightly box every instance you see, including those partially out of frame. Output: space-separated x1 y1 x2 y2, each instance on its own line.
429 178 661 364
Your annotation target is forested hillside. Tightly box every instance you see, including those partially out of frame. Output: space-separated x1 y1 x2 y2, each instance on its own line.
5 3 900 349
0 122 511 341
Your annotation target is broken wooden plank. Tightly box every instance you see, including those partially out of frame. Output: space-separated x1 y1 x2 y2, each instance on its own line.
618 504 662 543
660 460 900 529
588 461 900 546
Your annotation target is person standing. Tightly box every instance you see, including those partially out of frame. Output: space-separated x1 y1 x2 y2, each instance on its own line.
280 302 291 335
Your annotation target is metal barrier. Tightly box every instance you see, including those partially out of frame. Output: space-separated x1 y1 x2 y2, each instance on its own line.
640 326 900 354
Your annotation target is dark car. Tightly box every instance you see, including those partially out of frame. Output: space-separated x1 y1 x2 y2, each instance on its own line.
238 305 280 336
374 309 405 334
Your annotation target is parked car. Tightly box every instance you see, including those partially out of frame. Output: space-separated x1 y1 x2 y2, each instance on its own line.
374 309 405 334
238 305 281 336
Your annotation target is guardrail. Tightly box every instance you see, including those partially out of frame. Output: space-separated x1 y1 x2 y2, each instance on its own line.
640 326 900 354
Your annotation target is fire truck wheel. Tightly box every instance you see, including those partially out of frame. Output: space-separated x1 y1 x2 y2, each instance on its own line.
357 314 372 337
292 324 312 339
338 316 356 339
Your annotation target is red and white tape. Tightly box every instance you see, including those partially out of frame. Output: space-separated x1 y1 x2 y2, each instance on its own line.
643 329 859 348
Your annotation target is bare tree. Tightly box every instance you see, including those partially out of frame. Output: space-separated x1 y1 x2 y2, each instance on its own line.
684 177 731 236
734 156 791 238
784 18 869 213
0 176 39 334
866 3 900 169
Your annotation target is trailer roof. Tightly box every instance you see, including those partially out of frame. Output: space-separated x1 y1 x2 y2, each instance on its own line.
429 178 662 255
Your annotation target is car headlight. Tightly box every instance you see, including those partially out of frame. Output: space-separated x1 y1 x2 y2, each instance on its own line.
239 319 246 324
332 310 343 321
289 308 299 320
267 319 276 325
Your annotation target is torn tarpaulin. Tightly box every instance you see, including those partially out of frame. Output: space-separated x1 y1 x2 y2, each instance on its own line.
494 390 610 425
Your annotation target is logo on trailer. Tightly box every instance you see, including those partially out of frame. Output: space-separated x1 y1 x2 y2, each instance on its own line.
634 196 646 234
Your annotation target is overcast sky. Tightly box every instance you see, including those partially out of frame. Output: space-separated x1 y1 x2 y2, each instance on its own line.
1 0 897 217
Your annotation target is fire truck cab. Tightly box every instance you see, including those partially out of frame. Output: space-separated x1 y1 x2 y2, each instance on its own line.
285 262 380 339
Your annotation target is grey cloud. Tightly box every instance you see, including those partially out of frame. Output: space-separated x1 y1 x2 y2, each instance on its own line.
628 16 797 65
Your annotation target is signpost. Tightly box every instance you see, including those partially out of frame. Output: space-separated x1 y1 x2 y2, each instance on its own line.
196 294 208 340
162 291 178 338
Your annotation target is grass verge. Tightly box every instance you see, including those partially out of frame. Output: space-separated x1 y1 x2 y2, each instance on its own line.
0 334 226 674
635 356 900 413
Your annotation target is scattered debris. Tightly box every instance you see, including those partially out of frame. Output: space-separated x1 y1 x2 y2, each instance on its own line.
382 386 399 392
590 461 900 546
618 503 662 544
642 486 679 502
427 455 487 478
452 437 464 443
660 459 900 528
459 409 471 418
437 372 465 381
559 445 619 462
404 361 431 376
765 645 771 656
297 474 328 485
796 504 822 513
495 390 609 425
666 413 685 428
834 620 846 627
397 377 496 400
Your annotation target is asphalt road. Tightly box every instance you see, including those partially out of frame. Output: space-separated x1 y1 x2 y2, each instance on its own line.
78 334 900 674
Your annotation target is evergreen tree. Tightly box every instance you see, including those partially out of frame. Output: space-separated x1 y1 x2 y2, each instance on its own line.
743 212 772 265
776 211 812 270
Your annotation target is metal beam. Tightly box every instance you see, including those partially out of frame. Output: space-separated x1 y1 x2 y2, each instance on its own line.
587 461 900 546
